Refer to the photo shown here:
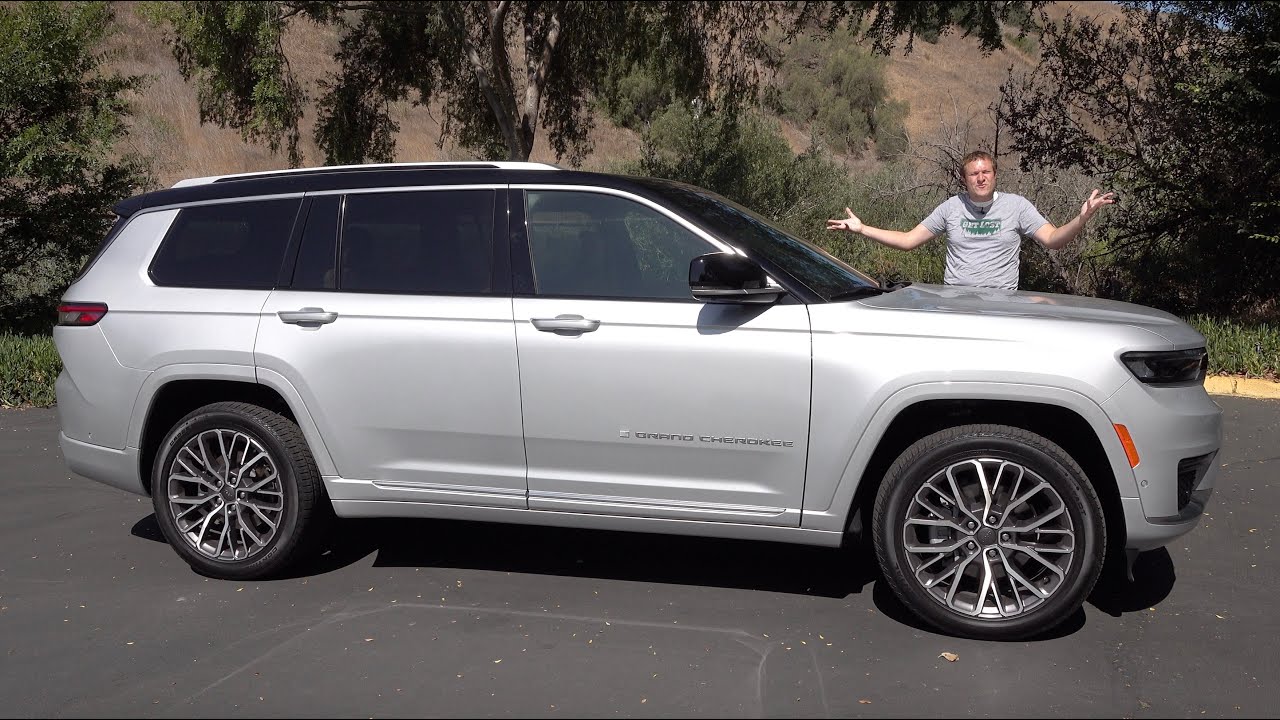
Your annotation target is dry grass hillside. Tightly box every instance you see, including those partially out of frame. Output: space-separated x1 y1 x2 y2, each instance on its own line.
102 1 1121 188
884 1 1123 146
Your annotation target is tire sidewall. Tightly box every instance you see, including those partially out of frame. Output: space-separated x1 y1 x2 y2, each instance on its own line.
876 430 1105 640
151 407 302 579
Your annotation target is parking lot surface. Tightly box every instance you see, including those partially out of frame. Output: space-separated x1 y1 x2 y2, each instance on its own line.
1 397 1276 717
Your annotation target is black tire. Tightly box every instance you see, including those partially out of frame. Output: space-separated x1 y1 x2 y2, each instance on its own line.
872 424 1105 641
151 402 330 580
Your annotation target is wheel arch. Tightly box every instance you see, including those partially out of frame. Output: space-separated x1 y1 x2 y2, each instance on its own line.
808 383 1135 556
131 365 336 496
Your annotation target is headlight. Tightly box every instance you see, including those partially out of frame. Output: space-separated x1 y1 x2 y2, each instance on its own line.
1120 348 1208 385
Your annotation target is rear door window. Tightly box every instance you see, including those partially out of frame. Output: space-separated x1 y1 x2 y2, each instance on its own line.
150 199 302 288
339 190 496 295
290 196 341 291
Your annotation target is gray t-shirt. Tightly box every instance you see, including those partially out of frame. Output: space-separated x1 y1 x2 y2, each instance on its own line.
921 192 1049 290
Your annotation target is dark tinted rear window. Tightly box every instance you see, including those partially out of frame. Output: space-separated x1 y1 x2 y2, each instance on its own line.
150 199 301 289
340 190 495 295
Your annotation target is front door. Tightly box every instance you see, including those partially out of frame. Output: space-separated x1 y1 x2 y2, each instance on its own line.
511 188 812 526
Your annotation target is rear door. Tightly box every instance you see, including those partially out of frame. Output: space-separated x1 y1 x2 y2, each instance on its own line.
255 186 528 508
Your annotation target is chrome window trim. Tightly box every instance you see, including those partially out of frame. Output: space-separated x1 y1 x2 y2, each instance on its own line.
513 183 736 256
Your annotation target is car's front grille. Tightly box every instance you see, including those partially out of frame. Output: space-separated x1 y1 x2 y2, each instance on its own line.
1177 453 1215 511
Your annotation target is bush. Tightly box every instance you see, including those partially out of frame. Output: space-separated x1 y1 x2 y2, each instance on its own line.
771 31 907 158
1187 316 1280 379
0 334 61 407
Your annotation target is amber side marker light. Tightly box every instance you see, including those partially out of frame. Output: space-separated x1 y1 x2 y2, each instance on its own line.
1114 424 1140 468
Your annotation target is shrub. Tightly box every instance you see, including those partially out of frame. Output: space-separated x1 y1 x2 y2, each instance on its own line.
1187 316 1280 379
771 31 907 158
0 334 61 407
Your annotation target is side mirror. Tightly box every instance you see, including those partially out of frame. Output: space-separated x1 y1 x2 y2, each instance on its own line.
689 253 786 304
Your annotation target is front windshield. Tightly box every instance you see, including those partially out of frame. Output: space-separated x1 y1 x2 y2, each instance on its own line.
630 177 880 299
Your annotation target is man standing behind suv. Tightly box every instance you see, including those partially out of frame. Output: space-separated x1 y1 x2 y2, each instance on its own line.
825 150 1116 290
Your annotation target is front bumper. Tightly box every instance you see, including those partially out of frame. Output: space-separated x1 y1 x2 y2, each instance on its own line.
1104 379 1222 551
1121 491 1213 551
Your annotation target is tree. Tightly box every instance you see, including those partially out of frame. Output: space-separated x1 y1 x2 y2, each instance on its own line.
1000 1 1280 317
623 104 945 285
155 1 1042 166
0 2 150 332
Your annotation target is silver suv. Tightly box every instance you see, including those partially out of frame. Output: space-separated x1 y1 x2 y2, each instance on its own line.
55 162 1222 640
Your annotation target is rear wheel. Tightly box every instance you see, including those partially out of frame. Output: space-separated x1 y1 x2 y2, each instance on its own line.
151 402 329 579
873 424 1106 640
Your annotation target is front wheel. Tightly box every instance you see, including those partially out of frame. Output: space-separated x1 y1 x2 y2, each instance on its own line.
151 402 329 580
873 424 1106 640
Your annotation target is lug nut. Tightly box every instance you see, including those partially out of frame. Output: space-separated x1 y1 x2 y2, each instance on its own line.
967 521 977 530
1001 533 1010 542
988 549 998 558
988 515 998 524
967 541 977 550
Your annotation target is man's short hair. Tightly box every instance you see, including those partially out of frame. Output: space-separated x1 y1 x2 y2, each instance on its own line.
961 150 997 172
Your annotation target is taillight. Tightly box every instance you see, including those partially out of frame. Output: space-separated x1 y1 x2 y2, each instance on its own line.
57 302 108 326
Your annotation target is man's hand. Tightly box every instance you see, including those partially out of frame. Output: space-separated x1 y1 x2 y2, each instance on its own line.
826 207 864 233
1080 190 1116 222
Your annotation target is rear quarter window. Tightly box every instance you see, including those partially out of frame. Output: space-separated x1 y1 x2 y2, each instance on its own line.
149 199 302 289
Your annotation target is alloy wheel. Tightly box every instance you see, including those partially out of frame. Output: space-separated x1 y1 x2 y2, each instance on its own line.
165 428 285 562
902 457 1076 619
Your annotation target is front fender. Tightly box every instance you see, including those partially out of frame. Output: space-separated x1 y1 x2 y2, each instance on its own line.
800 381 1137 533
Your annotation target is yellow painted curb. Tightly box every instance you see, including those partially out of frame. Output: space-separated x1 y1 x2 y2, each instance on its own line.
1204 375 1280 400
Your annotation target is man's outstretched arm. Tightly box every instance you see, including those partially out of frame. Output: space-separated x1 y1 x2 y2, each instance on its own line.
826 208 935 250
1033 190 1117 250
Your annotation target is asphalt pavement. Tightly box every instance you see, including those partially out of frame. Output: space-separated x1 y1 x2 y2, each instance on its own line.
1 397 1276 718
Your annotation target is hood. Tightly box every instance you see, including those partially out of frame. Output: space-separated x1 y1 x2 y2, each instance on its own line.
856 284 1203 347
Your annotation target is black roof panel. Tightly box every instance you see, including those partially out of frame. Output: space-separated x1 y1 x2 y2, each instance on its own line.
113 166 657 217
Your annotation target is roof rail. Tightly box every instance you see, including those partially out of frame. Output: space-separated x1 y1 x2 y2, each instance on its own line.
171 161 561 188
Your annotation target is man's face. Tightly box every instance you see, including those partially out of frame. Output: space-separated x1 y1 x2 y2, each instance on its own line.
963 158 997 201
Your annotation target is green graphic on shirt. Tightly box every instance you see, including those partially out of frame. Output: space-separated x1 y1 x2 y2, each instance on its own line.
961 218 1003 236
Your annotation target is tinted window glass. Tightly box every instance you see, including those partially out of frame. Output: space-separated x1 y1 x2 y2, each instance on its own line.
525 191 711 299
291 196 340 290
628 177 880 299
151 199 301 289
340 190 494 294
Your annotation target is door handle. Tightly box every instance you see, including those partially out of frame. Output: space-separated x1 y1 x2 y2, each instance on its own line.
278 308 338 325
530 314 601 334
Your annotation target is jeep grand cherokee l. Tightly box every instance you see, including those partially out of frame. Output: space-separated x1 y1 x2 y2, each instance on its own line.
54 162 1222 640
